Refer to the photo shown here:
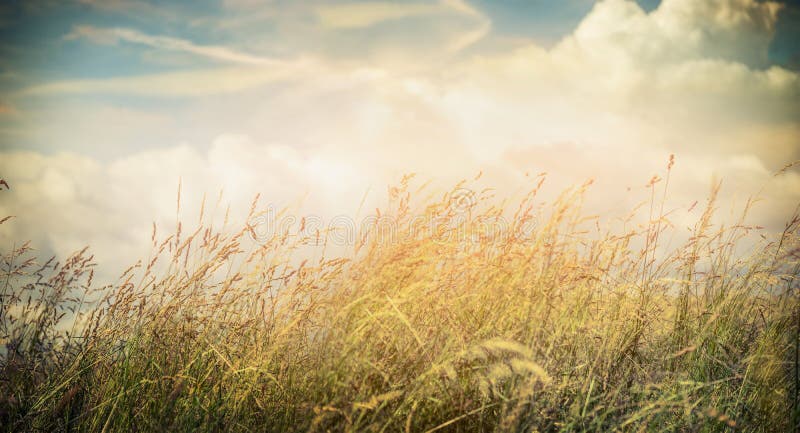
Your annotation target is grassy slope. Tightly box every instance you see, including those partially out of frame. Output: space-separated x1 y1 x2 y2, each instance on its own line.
1 174 798 432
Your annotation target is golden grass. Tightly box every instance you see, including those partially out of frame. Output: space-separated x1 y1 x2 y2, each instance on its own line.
1 168 798 432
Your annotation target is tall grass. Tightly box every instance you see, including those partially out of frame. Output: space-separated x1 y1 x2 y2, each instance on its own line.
1 168 798 432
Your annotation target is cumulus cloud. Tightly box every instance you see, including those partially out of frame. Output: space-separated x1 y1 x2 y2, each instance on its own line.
568 0 783 67
0 135 373 279
436 0 799 162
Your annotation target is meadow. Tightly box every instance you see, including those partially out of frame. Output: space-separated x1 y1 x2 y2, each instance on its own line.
1 166 798 432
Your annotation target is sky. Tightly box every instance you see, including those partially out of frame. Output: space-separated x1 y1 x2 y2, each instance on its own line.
0 0 799 280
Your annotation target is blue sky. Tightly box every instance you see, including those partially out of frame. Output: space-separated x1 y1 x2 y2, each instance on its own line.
1 0 798 86
0 0 797 157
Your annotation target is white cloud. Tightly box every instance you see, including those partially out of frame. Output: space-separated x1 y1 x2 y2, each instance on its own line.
566 0 782 67
435 0 798 161
0 135 373 280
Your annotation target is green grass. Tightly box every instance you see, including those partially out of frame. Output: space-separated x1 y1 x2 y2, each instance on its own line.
1 172 798 432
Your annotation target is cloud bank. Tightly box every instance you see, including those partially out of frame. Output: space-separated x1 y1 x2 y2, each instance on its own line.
1 0 798 282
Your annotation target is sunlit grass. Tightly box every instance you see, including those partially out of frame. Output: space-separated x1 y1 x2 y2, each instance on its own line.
1 166 798 432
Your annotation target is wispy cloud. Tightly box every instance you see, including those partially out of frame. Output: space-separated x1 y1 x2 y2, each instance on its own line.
19 65 307 97
314 2 445 29
66 25 285 66
443 0 491 53
314 0 490 53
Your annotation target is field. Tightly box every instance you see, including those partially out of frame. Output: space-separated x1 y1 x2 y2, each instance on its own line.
1 170 799 432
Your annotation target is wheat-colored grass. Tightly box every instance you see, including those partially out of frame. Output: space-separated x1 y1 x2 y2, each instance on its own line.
1 168 798 432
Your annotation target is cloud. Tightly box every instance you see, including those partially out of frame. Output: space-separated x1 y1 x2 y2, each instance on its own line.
73 0 185 22
569 0 782 67
0 135 369 280
435 0 799 160
313 0 490 54
19 64 309 97
19 25 313 98
4 104 172 157
66 25 286 66
314 0 485 24
314 2 445 29
198 0 492 65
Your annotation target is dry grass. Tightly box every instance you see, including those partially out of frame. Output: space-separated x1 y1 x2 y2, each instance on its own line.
1 168 798 432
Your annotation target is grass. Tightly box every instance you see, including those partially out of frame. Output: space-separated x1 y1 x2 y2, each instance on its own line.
1 166 798 432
